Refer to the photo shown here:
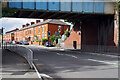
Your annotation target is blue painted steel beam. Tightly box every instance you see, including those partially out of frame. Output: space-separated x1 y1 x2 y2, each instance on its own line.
9 0 106 14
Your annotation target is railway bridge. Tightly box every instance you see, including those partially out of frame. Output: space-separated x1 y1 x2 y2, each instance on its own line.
2 0 120 52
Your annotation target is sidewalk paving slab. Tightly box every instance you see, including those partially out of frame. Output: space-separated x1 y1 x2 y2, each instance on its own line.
2 49 39 80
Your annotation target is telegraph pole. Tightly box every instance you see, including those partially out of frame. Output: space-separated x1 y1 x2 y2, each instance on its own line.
47 31 50 47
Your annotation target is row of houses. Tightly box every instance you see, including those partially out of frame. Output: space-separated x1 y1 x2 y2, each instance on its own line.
3 19 70 45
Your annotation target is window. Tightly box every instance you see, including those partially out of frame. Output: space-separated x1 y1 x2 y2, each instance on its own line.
44 25 46 33
42 34 45 38
31 28 33 34
30 30 31 34
39 35 41 40
34 28 36 34
26 30 27 35
45 35 47 39
39 26 41 34
31 37 33 41
34 36 36 41
28 30 29 34
42 26 44 33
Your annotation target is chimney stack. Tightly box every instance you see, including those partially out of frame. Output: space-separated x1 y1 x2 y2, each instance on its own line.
26 23 30 27
22 25 26 28
36 20 40 23
31 22 35 25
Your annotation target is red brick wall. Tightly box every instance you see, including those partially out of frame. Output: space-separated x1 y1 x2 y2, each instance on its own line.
48 24 70 36
64 29 81 49
114 20 118 46
82 18 98 45
48 24 70 42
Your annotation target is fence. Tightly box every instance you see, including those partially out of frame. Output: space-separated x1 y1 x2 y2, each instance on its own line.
4 43 33 69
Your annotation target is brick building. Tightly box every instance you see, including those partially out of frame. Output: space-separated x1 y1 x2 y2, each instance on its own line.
3 19 70 45
3 28 19 41
64 15 119 52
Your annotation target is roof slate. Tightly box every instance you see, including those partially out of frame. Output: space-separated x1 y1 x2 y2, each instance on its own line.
20 19 69 30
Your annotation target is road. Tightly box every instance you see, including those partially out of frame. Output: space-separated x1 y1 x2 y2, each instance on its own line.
2 49 39 80
25 45 119 80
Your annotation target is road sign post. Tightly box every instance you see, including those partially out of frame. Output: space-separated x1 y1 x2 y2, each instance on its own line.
47 31 50 47
0 27 3 49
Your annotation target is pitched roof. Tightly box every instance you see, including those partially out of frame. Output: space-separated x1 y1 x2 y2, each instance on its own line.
6 28 19 34
20 19 69 30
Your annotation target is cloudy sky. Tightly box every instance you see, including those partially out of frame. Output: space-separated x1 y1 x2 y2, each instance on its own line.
0 18 73 34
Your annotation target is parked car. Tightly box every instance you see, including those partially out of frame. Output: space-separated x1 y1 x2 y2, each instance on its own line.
12 41 16 44
9 41 12 44
16 41 20 44
45 42 53 47
19 41 24 44
12 41 19 44
6 41 9 43
3 41 6 44
23 41 29 45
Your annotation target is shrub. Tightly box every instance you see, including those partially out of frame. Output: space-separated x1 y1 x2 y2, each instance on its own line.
50 35 55 43
42 39 48 43
35 39 40 42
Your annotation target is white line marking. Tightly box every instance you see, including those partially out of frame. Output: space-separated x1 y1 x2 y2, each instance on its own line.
88 59 118 65
32 63 42 80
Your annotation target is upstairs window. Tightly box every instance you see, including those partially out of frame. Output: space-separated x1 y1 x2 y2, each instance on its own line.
26 30 27 35
39 26 41 34
42 26 44 33
34 28 36 34
45 25 46 33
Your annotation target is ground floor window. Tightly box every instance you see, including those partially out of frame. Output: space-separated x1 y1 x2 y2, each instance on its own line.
39 35 41 40
42 34 45 39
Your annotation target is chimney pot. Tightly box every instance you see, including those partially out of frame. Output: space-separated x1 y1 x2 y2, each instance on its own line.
22 25 26 28
26 23 30 27
31 22 35 25
36 20 40 23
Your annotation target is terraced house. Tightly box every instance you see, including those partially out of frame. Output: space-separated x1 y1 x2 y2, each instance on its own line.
3 19 70 45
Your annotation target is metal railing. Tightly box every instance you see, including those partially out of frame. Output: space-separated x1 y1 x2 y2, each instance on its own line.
5 43 33 69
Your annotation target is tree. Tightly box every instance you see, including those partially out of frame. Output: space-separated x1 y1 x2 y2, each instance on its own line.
41 39 48 43
2 8 18 17
50 35 55 43
64 19 81 31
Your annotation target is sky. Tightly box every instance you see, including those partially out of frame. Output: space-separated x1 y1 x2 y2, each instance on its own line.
0 18 73 34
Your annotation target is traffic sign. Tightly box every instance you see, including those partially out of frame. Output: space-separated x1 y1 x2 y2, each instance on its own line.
55 32 60 37
47 31 50 37
0 28 3 35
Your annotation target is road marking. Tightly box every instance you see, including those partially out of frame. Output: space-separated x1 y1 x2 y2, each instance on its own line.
86 52 118 58
56 53 78 59
57 53 64 55
88 59 118 65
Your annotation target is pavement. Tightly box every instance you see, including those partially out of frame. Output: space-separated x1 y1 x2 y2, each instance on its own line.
24 45 119 80
25 45 119 57
2 49 39 80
